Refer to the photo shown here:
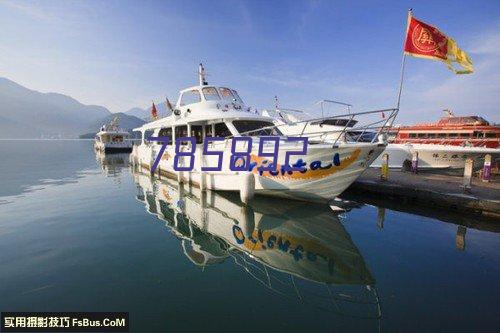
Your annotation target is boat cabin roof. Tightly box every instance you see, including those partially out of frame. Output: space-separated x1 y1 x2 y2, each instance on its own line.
134 84 275 132
96 130 130 136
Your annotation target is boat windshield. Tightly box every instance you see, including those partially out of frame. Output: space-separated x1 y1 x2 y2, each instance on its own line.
231 90 244 104
232 120 282 136
180 90 201 106
311 119 358 127
202 87 221 101
219 87 234 101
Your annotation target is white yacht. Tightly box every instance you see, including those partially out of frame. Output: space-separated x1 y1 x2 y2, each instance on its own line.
94 116 133 153
261 101 380 143
130 64 390 203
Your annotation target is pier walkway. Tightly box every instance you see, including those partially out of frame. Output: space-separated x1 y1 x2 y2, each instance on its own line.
346 169 500 220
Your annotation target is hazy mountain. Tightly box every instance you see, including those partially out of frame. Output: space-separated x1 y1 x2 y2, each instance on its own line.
123 107 146 119
124 101 170 120
79 112 145 138
0 77 111 138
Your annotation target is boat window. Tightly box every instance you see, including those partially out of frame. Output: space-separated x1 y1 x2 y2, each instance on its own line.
190 125 203 144
232 120 282 136
428 133 436 138
214 123 232 138
485 132 496 138
231 90 244 104
437 133 446 138
158 127 173 145
460 133 470 137
417 133 426 138
180 90 201 106
144 129 154 145
205 125 214 137
202 87 221 101
409 133 417 138
448 133 458 138
219 87 234 101
175 125 189 145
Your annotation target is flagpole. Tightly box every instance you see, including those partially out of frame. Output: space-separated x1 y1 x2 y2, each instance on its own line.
395 53 407 110
393 8 412 125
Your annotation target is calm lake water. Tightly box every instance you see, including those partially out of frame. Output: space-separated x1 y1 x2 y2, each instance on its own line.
0 140 499 332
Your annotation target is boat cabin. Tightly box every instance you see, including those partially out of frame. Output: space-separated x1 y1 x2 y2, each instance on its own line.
136 87 281 147
95 132 128 143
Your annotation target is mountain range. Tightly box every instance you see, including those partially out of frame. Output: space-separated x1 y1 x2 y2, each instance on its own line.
0 77 146 139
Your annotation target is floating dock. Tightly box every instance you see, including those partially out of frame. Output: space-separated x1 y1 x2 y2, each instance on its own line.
345 169 500 220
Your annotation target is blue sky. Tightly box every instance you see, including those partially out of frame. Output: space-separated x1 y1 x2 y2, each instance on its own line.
0 0 499 124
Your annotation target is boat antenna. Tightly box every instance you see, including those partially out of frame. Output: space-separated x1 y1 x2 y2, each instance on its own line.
274 95 279 111
198 63 208 86
166 96 174 113
443 109 454 117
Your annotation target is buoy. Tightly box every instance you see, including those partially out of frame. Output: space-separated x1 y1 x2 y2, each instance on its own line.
240 173 255 204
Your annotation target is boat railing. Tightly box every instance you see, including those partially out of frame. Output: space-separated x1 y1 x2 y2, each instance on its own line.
232 107 398 146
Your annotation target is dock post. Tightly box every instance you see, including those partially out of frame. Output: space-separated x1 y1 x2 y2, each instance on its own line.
377 207 385 229
240 173 255 204
462 158 474 193
411 151 418 174
380 153 389 181
456 226 467 251
482 154 492 183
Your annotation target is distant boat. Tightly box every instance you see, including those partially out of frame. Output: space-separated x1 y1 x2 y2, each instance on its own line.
94 116 133 153
371 143 498 170
391 110 499 148
371 110 500 170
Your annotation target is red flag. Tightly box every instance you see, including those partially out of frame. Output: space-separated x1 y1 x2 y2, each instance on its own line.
403 13 473 74
404 15 448 61
151 102 158 120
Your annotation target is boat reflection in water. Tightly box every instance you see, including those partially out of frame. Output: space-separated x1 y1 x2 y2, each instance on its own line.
132 167 381 319
95 151 130 177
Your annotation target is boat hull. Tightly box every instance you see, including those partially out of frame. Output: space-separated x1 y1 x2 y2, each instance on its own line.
94 142 133 154
371 143 499 170
131 142 385 202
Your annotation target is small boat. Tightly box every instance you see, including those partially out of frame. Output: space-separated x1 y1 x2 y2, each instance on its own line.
130 64 393 203
94 116 133 153
392 110 499 148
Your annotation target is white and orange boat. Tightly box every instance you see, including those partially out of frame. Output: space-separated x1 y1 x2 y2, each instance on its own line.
392 110 499 148
369 110 500 170
130 64 394 203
